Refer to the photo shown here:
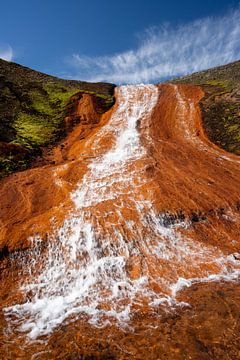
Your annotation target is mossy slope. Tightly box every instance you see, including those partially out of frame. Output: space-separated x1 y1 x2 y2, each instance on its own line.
0 59 115 177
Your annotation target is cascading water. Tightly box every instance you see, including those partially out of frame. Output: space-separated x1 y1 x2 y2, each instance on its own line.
4 85 240 340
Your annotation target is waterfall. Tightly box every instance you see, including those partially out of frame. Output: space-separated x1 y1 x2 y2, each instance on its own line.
4 85 240 340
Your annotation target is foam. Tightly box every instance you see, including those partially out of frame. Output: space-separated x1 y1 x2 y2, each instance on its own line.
4 85 240 340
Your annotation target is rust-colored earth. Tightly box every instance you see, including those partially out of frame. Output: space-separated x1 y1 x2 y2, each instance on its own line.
0 84 240 359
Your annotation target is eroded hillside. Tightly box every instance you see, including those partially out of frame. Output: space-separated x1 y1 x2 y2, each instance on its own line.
0 80 240 359
172 60 240 154
0 61 240 359
0 59 115 177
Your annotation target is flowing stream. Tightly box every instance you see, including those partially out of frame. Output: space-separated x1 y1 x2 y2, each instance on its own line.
4 85 240 340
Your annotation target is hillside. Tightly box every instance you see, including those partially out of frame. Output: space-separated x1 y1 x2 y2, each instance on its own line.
171 60 240 155
0 60 240 359
0 59 115 178
0 82 240 360
1 59 240 180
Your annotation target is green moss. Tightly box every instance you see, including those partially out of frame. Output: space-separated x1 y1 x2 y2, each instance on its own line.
13 113 60 149
29 86 80 116
1 84 115 174
0 84 115 176
29 90 54 115
203 79 231 89
0 155 29 178
0 58 116 178
44 84 80 105
11 85 85 150
202 97 240 155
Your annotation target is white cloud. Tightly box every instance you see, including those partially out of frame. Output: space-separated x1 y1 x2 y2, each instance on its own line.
0 44 14 62
66 7 240 84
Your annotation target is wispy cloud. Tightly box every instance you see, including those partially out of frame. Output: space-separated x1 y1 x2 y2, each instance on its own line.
66 7 240 84
0 44 14 62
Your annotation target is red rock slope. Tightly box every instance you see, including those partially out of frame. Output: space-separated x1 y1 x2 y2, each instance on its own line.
0 84 240 359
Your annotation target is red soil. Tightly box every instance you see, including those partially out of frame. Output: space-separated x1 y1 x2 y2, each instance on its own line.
145 84 240 251
0 84 240 359
0 94 114 252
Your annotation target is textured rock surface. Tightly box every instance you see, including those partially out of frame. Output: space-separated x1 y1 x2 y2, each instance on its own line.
0 58 115 177
172 60 240 155
0 82 239 359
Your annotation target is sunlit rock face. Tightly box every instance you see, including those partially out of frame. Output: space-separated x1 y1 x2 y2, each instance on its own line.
0 84 240 359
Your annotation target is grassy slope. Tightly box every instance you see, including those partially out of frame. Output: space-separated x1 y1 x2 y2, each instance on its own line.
1 59 239 178
0 59 115 177
170 60 240 155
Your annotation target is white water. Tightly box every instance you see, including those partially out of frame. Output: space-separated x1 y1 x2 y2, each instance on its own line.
4 85 240 340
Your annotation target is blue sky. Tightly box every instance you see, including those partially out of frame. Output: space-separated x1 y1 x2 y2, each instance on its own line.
0 0 240 83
